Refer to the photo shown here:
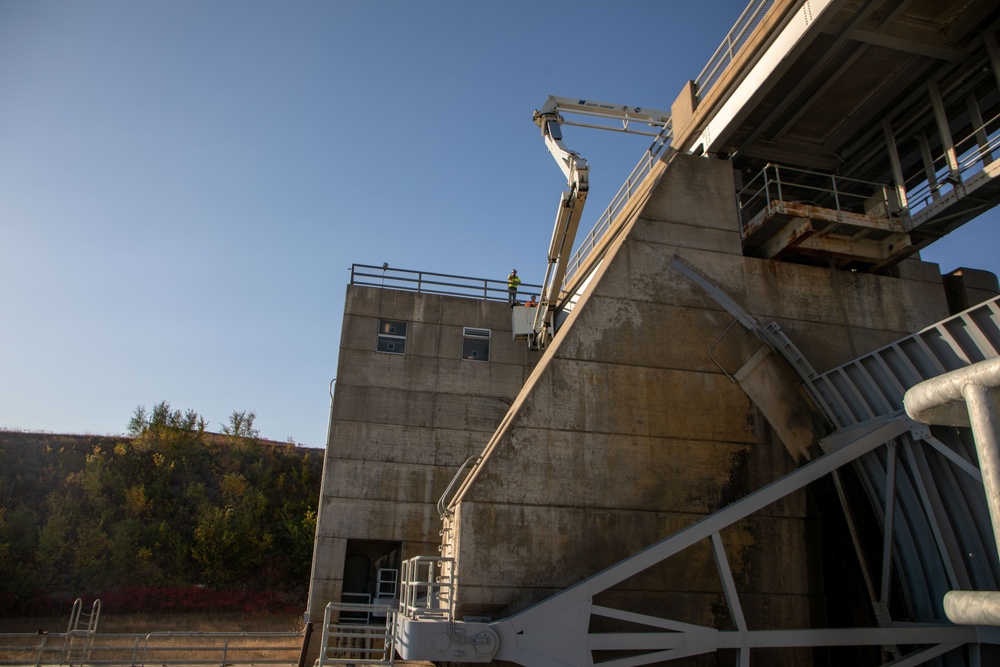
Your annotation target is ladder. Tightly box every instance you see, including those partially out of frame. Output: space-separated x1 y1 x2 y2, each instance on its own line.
61 598 99 666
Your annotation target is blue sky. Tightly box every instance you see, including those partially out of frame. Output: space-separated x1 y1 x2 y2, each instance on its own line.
2 1 998 447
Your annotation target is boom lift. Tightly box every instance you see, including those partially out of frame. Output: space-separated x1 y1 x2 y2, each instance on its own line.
527 96 671 349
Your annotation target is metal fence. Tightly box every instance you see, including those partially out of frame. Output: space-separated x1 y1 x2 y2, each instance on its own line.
693 0 775 99
736 162 895 232
561 132 673 285
903 107 1000 221
316 602 394 667
0 629 304 667
561 0 775 287
349 264 541 303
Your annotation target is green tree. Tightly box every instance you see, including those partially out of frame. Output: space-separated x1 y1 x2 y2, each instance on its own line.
1 403 323 612
222 410 259 442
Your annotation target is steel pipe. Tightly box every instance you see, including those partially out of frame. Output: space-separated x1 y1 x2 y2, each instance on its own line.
903 355 1000 428
903 355 1000 625
943 590 1000 626
903 356 1000 556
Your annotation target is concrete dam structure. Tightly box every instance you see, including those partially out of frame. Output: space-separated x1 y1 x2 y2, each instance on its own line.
306 0 1000 664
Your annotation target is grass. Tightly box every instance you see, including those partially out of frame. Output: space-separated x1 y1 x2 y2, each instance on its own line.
0 613 307 665
0 611 305 634
0 613 438 666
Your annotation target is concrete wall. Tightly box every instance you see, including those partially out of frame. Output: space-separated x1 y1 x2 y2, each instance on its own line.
447 155 951 661
306 152 958 666
943 266 1000 314
306 285 540 623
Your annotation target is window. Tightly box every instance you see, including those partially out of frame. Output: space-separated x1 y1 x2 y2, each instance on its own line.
462 327 491 361
377 320 407 354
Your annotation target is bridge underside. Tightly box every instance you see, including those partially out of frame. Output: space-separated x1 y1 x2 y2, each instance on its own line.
679 0 1000 272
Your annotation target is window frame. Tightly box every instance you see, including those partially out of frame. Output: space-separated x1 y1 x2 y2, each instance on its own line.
376 320 408 354
462 326 491 362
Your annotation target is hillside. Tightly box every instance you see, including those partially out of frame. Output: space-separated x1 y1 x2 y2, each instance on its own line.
0 425 323 615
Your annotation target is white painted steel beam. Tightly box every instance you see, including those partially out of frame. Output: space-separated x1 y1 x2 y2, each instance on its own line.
487 414 915 666
584 626 976 650
929 80 961 177
695 0 841 155
883 118 909 211
880 442 897 606
904 355 1000 626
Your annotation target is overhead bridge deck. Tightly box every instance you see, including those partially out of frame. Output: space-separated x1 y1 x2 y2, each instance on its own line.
558 0 1000 289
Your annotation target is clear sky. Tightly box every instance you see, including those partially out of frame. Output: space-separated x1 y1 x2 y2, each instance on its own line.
2 1 998 447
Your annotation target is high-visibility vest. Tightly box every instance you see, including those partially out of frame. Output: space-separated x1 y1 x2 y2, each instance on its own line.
508 274 521 289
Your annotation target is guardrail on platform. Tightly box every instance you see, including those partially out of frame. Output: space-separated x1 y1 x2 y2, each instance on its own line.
736 163 895 233
561 0 775 287
0 629 304 667
317 601 394 666
399 556 455 622
350 264 541 304
903 108 1000 220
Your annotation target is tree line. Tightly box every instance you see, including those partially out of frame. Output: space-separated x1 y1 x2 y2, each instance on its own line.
0 402 323 615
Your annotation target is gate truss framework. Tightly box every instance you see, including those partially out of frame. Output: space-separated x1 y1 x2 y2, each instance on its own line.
395 412 998 666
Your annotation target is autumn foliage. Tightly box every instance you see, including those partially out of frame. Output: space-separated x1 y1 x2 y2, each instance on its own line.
0 403 322 616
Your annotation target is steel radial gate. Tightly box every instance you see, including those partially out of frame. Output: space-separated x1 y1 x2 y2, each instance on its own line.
808 297 1000 629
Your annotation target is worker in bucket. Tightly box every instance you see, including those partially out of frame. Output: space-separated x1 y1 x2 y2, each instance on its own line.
526 295 538 307
507 269 521 305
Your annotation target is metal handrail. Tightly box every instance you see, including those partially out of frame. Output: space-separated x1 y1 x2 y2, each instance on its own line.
399 556 455 621
349 264 541 303
736 163 895 233
904 110 1000 219
693 0 775 98
318 602 394 666
0 630 304 667
437 455 481 518
562 129 673 285
560 0 776 289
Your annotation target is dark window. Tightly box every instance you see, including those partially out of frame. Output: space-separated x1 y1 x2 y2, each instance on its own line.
377 320 407 354
462 327 490 361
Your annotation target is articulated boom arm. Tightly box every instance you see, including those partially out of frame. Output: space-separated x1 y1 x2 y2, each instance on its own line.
529 96 670 347
531 106 590 343
535 95 672 136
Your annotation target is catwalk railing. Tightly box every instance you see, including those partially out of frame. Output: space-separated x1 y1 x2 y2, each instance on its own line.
904 108 1000 223
0 629 304 667
561 0 775 288
736 163 895 233
349 264 541 304
692 0 774 97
